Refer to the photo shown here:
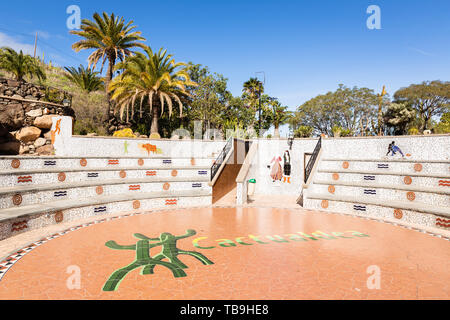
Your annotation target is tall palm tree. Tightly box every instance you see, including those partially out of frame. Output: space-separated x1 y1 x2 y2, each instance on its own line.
242 77 264 131
70 12 146 121
109 46 197 134
0 47 46 82
270 100 292 138
64 65 104 93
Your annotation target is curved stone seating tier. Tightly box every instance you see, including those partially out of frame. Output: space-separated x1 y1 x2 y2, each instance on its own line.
320 158 449 176
0 179 211 209
0 156 215 170
315 170 449 189
0 191 211 241
0 156 216 240
303 158 450 234
309 182 449 207
0 167 211 187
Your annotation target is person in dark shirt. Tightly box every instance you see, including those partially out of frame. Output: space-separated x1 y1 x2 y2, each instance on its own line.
386 141 405 158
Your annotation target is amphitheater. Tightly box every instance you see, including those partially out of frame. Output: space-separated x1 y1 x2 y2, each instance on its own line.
0 116 448 300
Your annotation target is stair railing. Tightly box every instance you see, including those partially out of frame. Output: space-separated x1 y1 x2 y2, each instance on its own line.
211 137 234 181
304 136 322 183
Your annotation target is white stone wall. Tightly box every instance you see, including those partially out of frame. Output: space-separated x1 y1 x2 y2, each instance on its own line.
246 135 449 197
51 116 226 158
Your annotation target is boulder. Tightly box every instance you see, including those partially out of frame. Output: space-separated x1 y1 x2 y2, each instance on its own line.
34 115 56 129
16 126 41 143
43 130 52 139
26 109 43 118
34 137 47 148
19 145 30 154
0 141 20 155
36 144 54 155
0 103 25 132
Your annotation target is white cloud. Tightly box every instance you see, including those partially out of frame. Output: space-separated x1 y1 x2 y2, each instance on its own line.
0 32 37 56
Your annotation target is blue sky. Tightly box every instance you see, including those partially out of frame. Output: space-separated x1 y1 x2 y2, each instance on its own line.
0 0 449 136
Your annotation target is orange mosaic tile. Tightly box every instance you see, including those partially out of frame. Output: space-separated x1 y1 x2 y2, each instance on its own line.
0 207 448 300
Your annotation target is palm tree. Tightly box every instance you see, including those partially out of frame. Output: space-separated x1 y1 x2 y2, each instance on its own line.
64 65 104 93
242 77 264 131
109 46 197 134
0 47 46 82
70 12 146 121
270 100 292 138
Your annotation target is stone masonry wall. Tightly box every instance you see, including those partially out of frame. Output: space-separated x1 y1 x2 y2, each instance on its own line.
0 78 74 155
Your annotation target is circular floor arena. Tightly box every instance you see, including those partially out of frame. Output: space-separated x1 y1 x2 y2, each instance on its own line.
0 207 449 300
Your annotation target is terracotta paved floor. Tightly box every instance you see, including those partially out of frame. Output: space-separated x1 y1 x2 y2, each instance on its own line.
0 207 448 300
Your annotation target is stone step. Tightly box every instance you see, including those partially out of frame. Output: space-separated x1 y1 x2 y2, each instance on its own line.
0 156 215 170
306 192 449 217
315 171 449 189
310 182 449 207
321 158 449 164
0 179 212 209
0 167 212 187
0 190 211 222
304 196 450 233
320 159 449 176
0 193 212 241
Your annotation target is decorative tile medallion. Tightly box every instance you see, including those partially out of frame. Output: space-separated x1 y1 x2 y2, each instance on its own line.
163 183 170 191
328 185 335 194
11 159 20 169
88 173 99 178
377 164 389 169
80 158 87 167
108 159 119 165
353 205 366 212
171 170 178 177
58 172 66 182
414 163 423 172
406 191 416 201
332 173 339 181
146 171 156 176
364 176 375 181
94 206 107 213
133 200 141 210
191 158 196 166
342 161 349 169
404 176 412 185
119 170 127 179
12 194 22 206
321 200 329 209
129 185 140 191
394 209 403 219
54 211 64 223
96 186 103 195
44 161 56 166
138 159 144 166
364 189 376 195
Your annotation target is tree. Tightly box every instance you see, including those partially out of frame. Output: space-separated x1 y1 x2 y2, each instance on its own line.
292 85 382 136
70 12 146 122
64 65 104 93
294 126 313 138
0 47 46 82
434 112 450 134
269 100 292 138
393 81 450 133
186 63 232 133
383 102 415 135
242 77 264 131
108 46 196 135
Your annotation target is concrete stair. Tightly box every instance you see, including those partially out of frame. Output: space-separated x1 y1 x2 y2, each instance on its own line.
0 155 216 240
304 158 450 233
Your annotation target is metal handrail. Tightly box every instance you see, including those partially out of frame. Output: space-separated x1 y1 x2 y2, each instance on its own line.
211 137 233 181
304 136 322 183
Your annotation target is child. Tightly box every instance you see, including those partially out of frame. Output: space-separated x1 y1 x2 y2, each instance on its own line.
386 141 405 158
